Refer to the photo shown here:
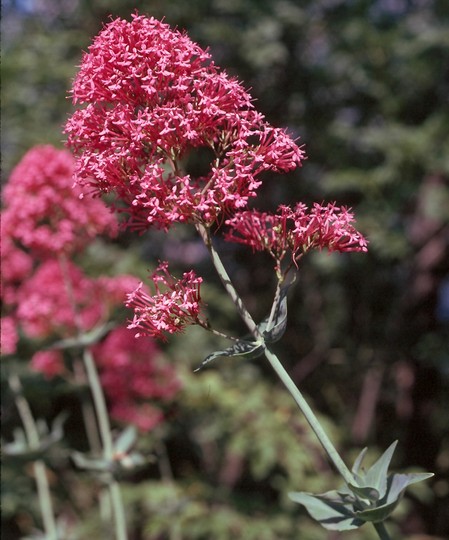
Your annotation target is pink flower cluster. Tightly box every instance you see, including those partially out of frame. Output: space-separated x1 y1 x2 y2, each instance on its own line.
2 143 182 430
2 145 117 257
65 14 304 230
15 259 138 340
224 203 368 267
93 327 181 431
126 261 204 341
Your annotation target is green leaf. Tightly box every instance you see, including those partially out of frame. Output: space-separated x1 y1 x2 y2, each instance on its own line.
384 472 434 505
114 425 137 455
352 446 368 476
355 498 401 523
362 441 398 499
288 490 365 531
71 451 112 473
347 484 380 502
194 339 265 372
50 322 116 350
354 472 434 523
260 278 295 343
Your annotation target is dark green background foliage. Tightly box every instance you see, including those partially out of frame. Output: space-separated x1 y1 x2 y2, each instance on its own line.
2 0 448 538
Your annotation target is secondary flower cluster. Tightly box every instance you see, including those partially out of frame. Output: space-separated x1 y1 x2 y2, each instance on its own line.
1 144 181 431
65 14 304 230
15 259 138 340
126 261 204 341
2 145 117 257
224 203 368 270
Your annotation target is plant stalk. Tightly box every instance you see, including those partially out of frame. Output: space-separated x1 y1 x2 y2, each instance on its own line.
58 255 128 540
82 348 128 540
196 223 356 484
197 223 391 539
9 373 58 540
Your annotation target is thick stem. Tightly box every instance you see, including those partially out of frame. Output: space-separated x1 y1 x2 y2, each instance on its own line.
9 373 58 539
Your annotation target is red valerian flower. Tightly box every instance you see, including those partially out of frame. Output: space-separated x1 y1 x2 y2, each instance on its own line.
31 350 65 379
93 326 181 431
0 316 19 356
224 203 368 269
0 234 34 308
126 261 205 340
15 259 139 340
65 14 304 231
2 145 118 258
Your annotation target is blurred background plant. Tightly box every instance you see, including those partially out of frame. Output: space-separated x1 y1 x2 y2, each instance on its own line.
1 0 448 538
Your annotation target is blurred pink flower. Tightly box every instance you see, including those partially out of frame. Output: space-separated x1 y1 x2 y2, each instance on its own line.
2 145 117 257
15 259 139 340
1 316 19 356
31 350 65 379
65 14 304 231
225 203 368 266
0 233 34 308
126 261 204 340
93 326 181 431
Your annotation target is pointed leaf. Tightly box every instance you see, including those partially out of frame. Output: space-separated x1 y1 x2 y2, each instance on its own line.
114 425 137 455
194 339 265 372
355 498 401 523
362 441 398 498
384 473 434 504
71 451 111 472
355 472 434 523
289 491 364 531
51 322 115 350
261 279 294 343
352 447 368 476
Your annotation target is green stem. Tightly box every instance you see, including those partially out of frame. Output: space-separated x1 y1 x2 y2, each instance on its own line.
82 349 128 540
57 255 128 540
9 373 58 540
197 224 392 539
374 522 392 540
196 224 396 540
196 223 355 484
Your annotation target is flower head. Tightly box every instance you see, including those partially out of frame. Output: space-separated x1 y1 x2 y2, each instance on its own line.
15 259 139 340
225 203 368 271
65 14 304 230
2 145 117 257
126 261 204 340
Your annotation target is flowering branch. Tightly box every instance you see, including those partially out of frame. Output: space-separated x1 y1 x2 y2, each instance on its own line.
63 13 432 538
196 222 357 487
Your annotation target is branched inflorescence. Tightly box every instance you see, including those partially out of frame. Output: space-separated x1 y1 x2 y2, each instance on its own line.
65 13 367 341
65 14 304 231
